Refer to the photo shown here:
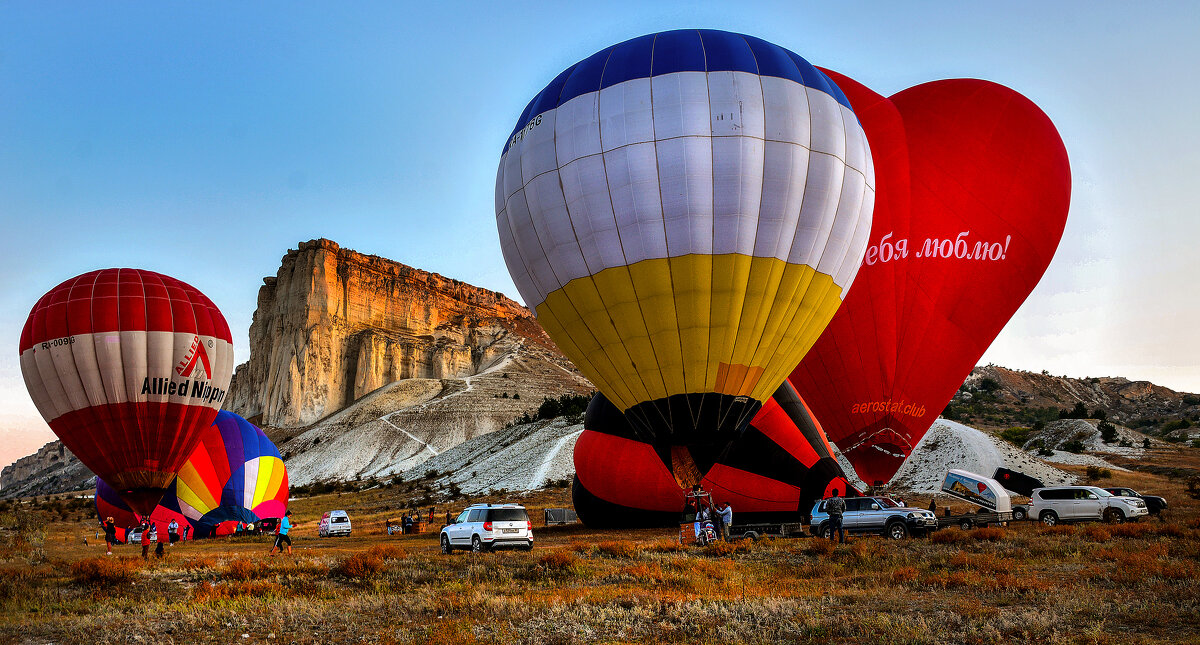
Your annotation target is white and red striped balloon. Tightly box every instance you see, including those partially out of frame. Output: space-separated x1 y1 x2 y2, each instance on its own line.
19 269 234 515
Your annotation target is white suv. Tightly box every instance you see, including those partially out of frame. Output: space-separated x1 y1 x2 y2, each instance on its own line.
440 503 533 553
1030 486 1148 526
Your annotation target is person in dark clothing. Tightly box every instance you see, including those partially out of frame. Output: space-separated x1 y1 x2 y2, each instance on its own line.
103 517 118 555
928 498 937 514
826 490 847 544
402 514 414 534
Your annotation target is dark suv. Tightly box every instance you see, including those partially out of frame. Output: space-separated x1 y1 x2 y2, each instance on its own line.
1104 487 1167 516
809 496 939 539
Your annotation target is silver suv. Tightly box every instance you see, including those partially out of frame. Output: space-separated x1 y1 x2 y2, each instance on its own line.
1029 486 1148 525
809 496 939 539
440 503 533 553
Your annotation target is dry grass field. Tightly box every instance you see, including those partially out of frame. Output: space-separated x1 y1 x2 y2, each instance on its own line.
3 453 1200 644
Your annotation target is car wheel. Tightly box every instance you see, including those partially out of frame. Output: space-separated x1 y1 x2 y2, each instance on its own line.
1012 507 1027 522
819 524 832 539
1105 508 1126 524
887 521 909 540
1040 511 1058 526
743 531 760 541
959 520 973 531
471 535 485 553
441 535 453 555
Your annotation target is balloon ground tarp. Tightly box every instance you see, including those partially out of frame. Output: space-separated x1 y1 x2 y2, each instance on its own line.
789 70 1070 487
94 410 289 539
572 382 858 528
495 29 875 463
20 268 236 516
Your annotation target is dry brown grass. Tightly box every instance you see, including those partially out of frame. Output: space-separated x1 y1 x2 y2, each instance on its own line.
8 466 1200 643
930 527 970 544
70 556 138 585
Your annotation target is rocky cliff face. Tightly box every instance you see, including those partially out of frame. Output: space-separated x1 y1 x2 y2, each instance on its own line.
0 440 94 498
227 239 557 428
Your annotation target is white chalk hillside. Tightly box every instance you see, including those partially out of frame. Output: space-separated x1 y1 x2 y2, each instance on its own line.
395 415 1083 498
888 418 1075 493
404 417 584 495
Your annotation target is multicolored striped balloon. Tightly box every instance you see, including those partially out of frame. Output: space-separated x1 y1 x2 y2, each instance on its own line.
21 269 235 516
175 410 288 535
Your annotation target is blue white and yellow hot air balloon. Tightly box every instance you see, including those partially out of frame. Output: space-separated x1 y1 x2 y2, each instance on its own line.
496 30 874 472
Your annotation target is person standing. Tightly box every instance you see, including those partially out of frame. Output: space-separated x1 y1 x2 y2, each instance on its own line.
184 524 191 541
139 520 152 559
826 490 847 544
103 517 117 555
718 502 733 541
167 518 180 546
268 510 293 556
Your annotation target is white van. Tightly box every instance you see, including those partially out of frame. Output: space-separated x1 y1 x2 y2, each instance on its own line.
318 510 352 537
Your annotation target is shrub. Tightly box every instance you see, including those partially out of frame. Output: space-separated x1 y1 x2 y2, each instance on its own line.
1039 525 1076 537
930 528 970 544
1062 439 1086 454
805 538 837 556
970 527 1005 541
1098 420 1118 443
333 553 386 580
891 566 919 584
71 557 137 586
367 544 407 560
1082 525 1111 542
537 549 577 570
223 557 260 581
1085 465 1112 481
597 541 640 558
1000 427 1033 447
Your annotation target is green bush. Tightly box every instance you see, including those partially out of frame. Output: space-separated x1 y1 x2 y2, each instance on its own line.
1062 439 1086 454
1000 427 1033 446
1098 420 1118 444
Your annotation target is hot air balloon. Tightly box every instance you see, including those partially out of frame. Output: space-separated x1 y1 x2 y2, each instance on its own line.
572 381 857 527
496 30 874 484
174 410 289 537
789 71 1071 486
20 269 235 515
95 477 190 543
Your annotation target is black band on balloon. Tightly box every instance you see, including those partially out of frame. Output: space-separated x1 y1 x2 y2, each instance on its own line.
622 393 762 445
571 475 679 528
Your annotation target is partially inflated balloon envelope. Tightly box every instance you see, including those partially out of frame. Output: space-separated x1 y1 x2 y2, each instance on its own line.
20 269 235 515
174 410 289 537
95 477 190 542
496 30 874 474
789 71 1071 486
572 382 857 527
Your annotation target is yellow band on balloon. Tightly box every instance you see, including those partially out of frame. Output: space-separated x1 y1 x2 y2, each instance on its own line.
534 254 843 413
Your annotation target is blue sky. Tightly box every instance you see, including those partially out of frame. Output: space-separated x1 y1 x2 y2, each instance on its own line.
2 2 1198 461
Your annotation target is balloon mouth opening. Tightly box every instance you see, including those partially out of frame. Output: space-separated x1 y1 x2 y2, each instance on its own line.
118 488 170 517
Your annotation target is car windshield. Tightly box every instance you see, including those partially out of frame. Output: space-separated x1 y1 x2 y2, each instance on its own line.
331 516 348 523
876 498 900 508
1092 488 1113 497
488 508 528 522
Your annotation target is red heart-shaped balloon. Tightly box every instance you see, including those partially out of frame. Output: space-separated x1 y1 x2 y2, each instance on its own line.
790 72 1071 486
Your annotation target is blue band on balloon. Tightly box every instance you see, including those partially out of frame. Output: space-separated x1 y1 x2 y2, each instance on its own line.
503 29 852 154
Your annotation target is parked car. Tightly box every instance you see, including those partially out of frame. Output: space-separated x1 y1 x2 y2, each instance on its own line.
1029 486 1148 525
440 503 533 553
809 497 939 539
1104 487 1168 515
318 510 352 537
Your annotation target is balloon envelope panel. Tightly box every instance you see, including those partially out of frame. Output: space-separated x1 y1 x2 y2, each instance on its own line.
174 410 289 536
497 30 874 445
20 269 235 515
572 383 856 527
789 71 1071 485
